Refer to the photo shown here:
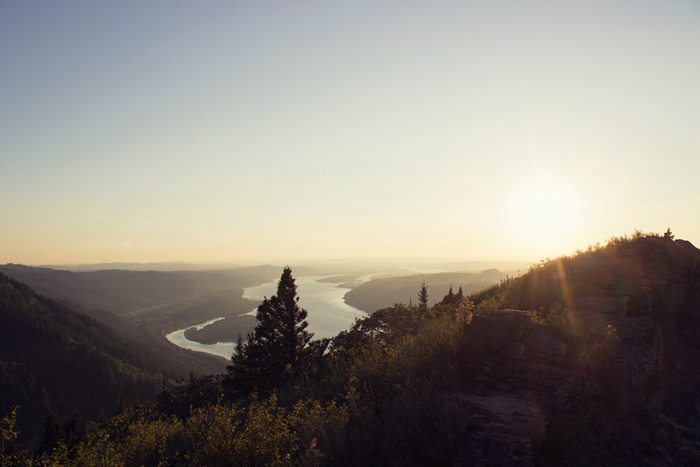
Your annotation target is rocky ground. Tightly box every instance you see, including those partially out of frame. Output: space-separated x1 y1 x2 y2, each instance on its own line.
456 237 700 466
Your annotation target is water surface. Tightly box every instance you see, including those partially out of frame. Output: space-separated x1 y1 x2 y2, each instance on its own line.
166 276 368 358
165 317 234 359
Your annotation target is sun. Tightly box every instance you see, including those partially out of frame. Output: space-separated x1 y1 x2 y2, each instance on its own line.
505 175 583 247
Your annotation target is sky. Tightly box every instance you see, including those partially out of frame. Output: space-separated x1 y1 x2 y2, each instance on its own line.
1 0 699 265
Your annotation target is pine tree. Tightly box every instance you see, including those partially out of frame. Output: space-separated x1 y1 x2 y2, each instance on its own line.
456 286 464 302
443 285 455 305
418 283 429 312
224 267 312 394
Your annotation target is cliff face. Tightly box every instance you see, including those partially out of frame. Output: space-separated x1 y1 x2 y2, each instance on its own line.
461 236 700 466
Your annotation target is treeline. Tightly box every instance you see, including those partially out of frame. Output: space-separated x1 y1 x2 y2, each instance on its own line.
2 269 476 465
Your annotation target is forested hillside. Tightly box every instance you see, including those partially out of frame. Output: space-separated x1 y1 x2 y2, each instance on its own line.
0 265 275 377
0 273 180 444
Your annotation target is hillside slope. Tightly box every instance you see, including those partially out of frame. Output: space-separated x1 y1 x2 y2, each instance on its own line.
0 273 184 443
0 265 266 375
463 233 700 465
0 265 203 313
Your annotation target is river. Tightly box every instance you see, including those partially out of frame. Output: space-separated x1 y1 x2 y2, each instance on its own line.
166 276 368 359
165 317 234 359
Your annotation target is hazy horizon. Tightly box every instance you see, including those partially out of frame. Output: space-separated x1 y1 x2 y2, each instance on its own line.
7 257 536 275
2 1 699 264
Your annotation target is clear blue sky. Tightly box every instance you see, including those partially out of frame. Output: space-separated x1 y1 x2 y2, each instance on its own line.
1 1 699 264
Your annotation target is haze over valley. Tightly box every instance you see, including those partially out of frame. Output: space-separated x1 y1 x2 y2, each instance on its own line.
0 261 515 361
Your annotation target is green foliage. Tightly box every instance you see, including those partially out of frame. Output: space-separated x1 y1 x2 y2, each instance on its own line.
0 273 164 445
156 374 224 419
330 303 425 357
534 303 571 332
225 267 313 395
417 283 428 312
443 285 455 304
25 397 348 466
470 230 674 315
17 291 472 465
1 406 20 465
454 298 475 323
466 231 700 465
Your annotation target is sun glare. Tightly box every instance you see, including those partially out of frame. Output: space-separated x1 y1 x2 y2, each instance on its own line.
506 175 582 247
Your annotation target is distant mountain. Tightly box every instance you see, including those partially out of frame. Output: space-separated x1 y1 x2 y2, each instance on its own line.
41 262 322 274
344 269 508 312
440 260 532 272
0 264 311 315
0 273 175 442
0 265 197 314
41 262 239 272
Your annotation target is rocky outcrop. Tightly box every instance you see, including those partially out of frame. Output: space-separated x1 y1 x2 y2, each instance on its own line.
453 310 584 466
459 237 700 466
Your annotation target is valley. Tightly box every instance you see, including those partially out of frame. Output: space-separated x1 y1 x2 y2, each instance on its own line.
1 262 509 362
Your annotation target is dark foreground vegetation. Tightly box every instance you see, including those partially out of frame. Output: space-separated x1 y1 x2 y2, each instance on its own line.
2 231 700 465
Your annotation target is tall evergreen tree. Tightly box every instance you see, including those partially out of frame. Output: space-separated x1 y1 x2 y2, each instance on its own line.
456 286 464 302
224 267 312 394
418 283 429 312
443 285 455 305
